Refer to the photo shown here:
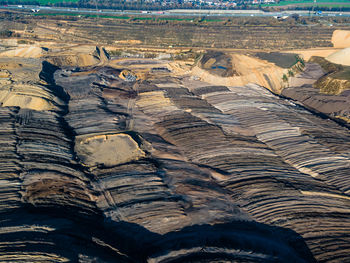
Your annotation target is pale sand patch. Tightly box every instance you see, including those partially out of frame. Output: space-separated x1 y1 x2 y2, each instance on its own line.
191 53 286 94
75 133 145 167
326 47 350 66
332 30 350 48
0 84 64 111
285 48 340 61
0 47 47 58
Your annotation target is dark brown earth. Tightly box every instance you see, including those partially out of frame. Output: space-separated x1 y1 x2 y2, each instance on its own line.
283 58 350 127
1 12 350 261
1 53 350 262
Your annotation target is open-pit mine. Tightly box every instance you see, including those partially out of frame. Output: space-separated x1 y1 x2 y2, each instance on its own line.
0 11 350 263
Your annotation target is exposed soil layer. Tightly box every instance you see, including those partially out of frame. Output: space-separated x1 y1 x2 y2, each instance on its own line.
0 52 350 262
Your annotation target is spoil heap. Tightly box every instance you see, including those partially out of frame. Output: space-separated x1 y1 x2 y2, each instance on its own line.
193 51 289 93
331 30 350 49
326 47 350 66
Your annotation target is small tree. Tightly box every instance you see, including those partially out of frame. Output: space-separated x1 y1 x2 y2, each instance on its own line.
295 55 305 67
282 74 288 82
0 30 13 37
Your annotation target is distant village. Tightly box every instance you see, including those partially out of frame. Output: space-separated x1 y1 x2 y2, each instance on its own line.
144 0 277 8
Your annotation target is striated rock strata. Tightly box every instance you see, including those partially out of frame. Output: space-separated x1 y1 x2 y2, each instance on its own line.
0 55 350 262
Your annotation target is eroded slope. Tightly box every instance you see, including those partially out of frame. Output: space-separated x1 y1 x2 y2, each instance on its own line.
0 53 349 262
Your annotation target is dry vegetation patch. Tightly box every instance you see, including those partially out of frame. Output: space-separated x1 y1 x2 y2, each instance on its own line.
310 56 350 94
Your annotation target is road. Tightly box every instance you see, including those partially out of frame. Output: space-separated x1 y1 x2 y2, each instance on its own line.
1 5 350 17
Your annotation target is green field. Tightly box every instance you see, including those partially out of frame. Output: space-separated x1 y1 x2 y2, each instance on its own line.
7 0 79 4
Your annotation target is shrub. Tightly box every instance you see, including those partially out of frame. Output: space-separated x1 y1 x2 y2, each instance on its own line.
0 30 13 37
282 74 288 82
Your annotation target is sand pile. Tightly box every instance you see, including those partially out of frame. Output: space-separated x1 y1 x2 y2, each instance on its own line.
0 45 109 67
46 46 108 67
0 47 47 58
332 30 350 48
287 49 338 61
326 48 350 66
47 54 100 67
192 53 286 93
0 84 64 111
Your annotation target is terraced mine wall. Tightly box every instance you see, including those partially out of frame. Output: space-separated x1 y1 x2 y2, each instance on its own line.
1 54 350 262
1 13 350 49
76 22 335 49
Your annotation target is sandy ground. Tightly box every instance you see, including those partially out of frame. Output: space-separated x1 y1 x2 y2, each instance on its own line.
326 47 350 66
0 46 47 58
284 48 340 61
332 30 350 48
0 44 108 67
